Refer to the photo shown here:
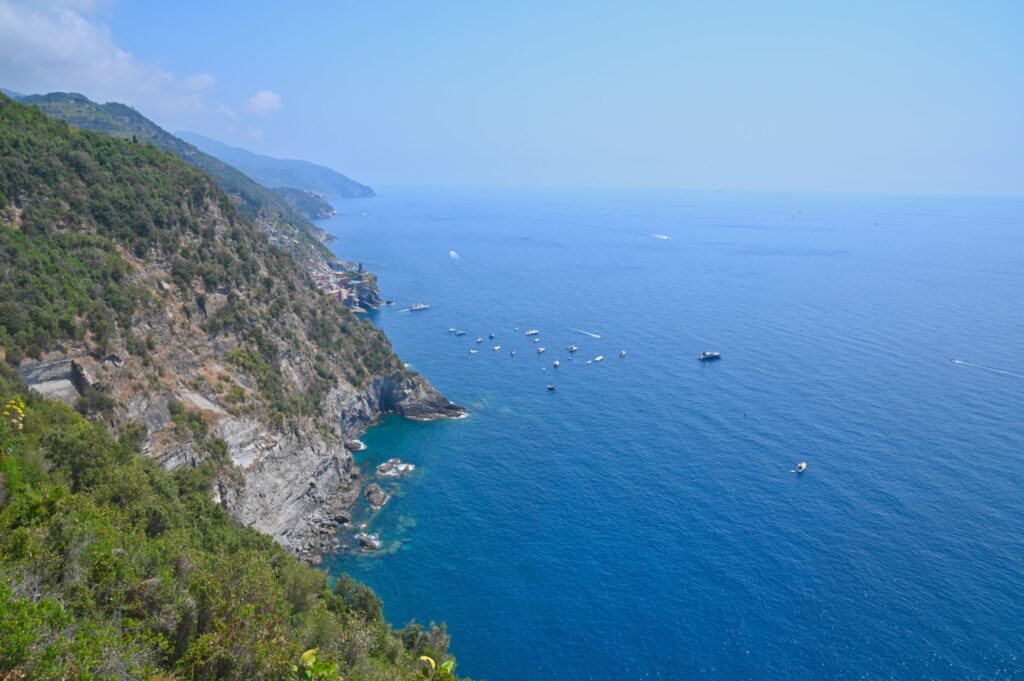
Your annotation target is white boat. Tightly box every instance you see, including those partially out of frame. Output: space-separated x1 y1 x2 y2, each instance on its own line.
489 333 495 339
448 328 457 333
566 345 579 352
585 360 592 365
594 355 604 362
475 337 483 343
410 303 430 311
533 337 541 343
453 330 466 336
510 350 516 357
553 360 560 367
537 347 546 354
469 349 478 354
698 351 722 361
794 462 807 473
493 345 501 351
525 329 540 336
619 350 626 358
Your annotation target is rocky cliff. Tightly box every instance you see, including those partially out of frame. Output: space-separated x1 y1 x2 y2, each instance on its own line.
1 94 463 562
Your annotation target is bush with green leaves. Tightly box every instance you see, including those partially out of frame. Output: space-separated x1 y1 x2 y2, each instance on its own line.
0 364 465 680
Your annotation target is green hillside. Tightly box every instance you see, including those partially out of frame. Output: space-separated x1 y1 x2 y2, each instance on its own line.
0 364 460 680
0 93 463 680
17 92 332 263
273 187 337 219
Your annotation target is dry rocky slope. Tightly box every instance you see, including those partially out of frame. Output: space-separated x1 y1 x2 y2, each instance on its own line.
2 95 463 563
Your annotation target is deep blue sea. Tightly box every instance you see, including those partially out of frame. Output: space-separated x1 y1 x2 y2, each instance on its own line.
320 187 1024 680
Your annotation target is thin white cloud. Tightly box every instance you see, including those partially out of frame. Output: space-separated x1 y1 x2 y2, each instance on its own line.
246 89 281 116
0 0 216 126
216 102 237 122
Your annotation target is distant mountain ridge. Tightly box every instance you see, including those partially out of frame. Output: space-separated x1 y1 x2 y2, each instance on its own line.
179 131 375 199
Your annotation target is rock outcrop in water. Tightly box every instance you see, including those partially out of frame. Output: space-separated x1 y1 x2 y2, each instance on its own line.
364 483 391 509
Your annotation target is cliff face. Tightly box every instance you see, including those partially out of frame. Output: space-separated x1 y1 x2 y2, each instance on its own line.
1 95 462 562
217 375 462 560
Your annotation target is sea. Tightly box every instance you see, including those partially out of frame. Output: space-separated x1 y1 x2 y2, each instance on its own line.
319 187 1024 680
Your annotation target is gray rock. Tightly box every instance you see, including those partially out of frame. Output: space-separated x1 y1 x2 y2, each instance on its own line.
364 483 390 509
355 532 382 551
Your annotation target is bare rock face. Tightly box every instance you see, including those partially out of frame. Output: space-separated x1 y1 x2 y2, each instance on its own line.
216 428 359 562
218 373 461 561
225 338 453 556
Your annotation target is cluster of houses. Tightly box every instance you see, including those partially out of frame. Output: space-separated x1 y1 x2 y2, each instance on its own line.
308 260 377 311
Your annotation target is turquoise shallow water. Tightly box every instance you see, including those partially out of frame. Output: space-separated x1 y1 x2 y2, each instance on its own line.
321 188 1024 680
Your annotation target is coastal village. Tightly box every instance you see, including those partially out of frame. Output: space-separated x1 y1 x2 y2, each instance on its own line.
308 259 383 312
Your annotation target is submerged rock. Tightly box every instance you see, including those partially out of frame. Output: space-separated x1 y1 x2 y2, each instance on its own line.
364 483 390 509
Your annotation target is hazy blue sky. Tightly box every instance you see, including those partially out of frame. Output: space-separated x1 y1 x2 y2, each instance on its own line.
2 1 1022 195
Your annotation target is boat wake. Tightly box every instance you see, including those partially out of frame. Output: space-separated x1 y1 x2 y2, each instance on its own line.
571 328 603 339
950 359 1023 378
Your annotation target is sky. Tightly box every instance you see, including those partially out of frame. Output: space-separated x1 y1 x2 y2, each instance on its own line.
1 0 1022 196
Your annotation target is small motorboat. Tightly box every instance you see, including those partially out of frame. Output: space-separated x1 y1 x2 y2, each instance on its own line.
454 330 466 336
547 384 557 392
493 345 502 351
448 328 457 333
793 462 807 474
537 347 546 354
585 360 593 365
469 349 478 354
698 351 721 361
525 329 540 336
533 337 541 343
510 350 517 357
594 355 604 362
475 337 483 343
619 350 626 358
566 345 579 353
553 360 560 367
410 303 430 311
489 333 495 339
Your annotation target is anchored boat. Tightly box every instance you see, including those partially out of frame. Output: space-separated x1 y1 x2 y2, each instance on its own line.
697 351 721 361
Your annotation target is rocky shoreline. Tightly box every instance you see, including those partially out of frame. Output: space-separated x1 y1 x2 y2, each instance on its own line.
16 256 464 565
218 373 463 563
